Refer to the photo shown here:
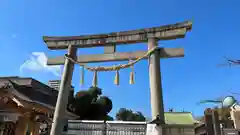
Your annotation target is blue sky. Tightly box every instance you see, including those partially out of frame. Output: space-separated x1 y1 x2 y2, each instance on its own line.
1 0 240 118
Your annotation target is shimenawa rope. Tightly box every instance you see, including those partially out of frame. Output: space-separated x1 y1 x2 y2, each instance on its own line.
64 46 159 72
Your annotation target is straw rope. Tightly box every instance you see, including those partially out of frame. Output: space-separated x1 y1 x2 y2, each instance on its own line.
64 46 159 72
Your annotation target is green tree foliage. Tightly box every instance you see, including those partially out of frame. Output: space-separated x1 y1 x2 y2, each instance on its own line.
116 108 146 121
67 86 113 121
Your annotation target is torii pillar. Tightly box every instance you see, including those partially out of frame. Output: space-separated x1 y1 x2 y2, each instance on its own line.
148 38 165 122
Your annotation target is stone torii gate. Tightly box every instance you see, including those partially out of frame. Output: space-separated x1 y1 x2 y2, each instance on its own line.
43 21 192 135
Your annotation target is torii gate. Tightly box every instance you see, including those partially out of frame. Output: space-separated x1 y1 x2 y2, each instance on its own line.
43 21 192 135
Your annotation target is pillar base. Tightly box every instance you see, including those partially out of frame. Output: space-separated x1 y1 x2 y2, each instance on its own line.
146 123 165 135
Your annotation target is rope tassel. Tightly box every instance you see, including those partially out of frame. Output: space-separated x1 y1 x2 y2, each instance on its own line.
114 70 120 85
92 71 98 87
80 66 85 86
129 66 135 84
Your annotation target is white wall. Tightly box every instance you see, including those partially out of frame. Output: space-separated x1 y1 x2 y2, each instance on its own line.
0 112 21 122
147 123 195 135
165 127 195 135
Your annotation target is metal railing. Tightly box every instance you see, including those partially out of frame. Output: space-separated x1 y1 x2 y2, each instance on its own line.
67 120 147 135
221 128 240 135
66 120 196 135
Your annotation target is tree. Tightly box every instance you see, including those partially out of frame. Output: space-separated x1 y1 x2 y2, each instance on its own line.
67 86 113 120
115 108 146 121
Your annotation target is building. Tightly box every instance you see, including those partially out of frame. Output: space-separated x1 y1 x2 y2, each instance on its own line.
48 80 74 91
48 80 61 90
0 76 77 135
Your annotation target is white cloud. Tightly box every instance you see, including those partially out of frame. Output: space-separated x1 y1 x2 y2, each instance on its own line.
20 52 62 77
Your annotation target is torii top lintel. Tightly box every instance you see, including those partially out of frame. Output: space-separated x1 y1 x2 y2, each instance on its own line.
43 21 192 50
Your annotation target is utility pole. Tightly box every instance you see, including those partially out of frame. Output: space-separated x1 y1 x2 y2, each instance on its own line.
43 20 192 135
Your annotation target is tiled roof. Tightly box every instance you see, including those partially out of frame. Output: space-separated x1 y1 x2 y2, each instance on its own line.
0 76 58 108
164 112 198 125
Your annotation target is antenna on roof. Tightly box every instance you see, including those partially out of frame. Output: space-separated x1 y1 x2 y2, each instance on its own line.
229 91 240 96
217 56 240 67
